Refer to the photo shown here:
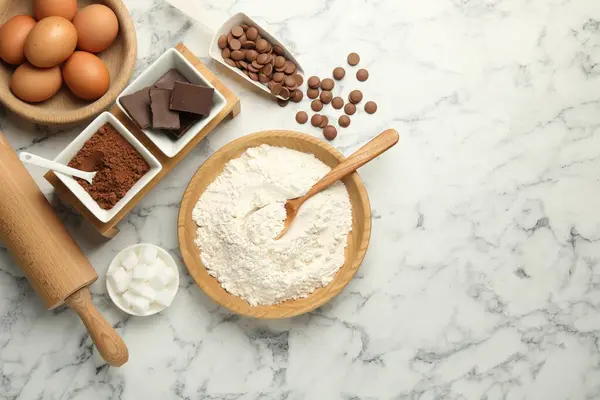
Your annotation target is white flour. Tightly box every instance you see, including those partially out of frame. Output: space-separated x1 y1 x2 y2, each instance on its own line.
192 145 353 306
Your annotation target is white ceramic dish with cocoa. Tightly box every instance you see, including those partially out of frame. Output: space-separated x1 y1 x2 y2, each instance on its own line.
53 112 162 223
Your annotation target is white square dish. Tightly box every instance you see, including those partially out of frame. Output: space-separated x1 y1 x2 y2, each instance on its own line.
53 112 162 223
208 13 305 101
117 48 227 158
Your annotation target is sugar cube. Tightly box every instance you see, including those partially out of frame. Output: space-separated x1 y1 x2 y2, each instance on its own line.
149 266 175 290
140 246 158 264
132 264 154 281
128 282 156 301
108 267 131 294
155 290 174 307
122 291 150 315
121 251 138 271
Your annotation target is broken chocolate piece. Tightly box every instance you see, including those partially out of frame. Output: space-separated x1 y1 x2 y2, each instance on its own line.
120 88 152 129
154 69 189 90
170 82 215 116
150 88 180 130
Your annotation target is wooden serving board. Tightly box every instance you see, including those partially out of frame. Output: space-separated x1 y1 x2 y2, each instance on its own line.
45 43 241 239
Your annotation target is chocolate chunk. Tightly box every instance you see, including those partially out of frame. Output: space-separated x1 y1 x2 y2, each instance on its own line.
357 68 369 82
339 115 351 128
347 52 360 66
349 90 363 104
296 111 308 124
150 89 180 130
170 82 215 116
333 67 345 80
154 69 189 90
344 103 356 115
120 88 152 129
321 78 334 91
323 125 337 140
332 96 344 110
365 101 377 114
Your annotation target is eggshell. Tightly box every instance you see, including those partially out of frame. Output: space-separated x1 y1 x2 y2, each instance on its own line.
0 15 37 65
10 63 63 103
72 4 119 53
33 0 78 21
62 51 110 100
24 16 77 68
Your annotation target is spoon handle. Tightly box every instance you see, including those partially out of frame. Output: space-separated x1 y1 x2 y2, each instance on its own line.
19 152 94 182
303 129 399 200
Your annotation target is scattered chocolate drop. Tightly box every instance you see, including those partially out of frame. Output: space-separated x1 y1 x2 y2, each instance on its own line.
320 90 333 104
308 76 320 88
344 103 356 115
349 90 363 104
296 111 308 124
347 52 360 66
321 78 335 91
365 101 378 114
311 99 323 112
311 114 323 127
323 125 337 141
339 115 351 128
333 67 345 80
332 97 344 110
356 68 369 82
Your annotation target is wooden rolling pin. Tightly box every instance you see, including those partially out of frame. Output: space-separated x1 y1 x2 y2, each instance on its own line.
0 132 128 367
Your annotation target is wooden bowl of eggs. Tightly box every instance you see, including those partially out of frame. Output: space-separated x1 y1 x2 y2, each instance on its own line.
0 0 136 125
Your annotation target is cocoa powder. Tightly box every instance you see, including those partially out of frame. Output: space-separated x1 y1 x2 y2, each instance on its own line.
69 124 150 210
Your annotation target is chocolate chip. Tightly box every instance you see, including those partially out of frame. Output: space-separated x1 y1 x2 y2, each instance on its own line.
232 25 244 37
225 58 237 68
263 63 273 76
274 56 286 68
283 75 296 88
284 61 297 75
365 101 377 114
311 99 323 112
256 39 269 53
222 48 231 59
332 97 344 109
230 39 241 51
218 35 228 49
347 52 360 66
277 98 289 107
280 87 290 99
320 90 333 104
339 115 351 128
291 90 303 102
242 40 256 49
333 67 345 80
274 45 285 56
308 76 320 89
294 74 304 86
319 115 329 128
227 33 234 44
273 72 285 83
311 114 323 127
271 83 282 95
344 103 356 115
246 26 259 41
357 69 369 82
249 71 259 81
321 78 334 91
231 50 245 61
296 111 308 124
247 64 260 73
251 60 263 70
267 81 275 91
307 88 319 99
257 53 270 65
258 73 269 83
323 126 337 140
349 90 363 104
245 49 258 61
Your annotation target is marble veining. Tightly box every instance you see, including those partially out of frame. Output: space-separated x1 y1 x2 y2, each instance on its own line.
2 0 600 398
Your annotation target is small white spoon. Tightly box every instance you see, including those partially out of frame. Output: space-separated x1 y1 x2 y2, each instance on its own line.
19 152 98 184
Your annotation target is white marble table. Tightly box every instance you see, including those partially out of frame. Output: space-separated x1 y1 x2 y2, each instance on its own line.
2 0 600 398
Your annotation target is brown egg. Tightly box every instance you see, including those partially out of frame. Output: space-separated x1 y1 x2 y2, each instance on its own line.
73 4 119 53
33 0 78 21
10 63 62 103
25 16 77 68
0 15 37 65
62 51 109 100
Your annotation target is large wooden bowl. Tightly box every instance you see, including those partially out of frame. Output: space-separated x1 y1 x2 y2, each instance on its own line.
178 131 372 319
0 0 137 125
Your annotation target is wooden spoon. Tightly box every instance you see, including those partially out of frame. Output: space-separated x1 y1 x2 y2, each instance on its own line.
275 129 399 240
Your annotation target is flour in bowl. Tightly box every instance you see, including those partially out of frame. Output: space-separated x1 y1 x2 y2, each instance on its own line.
192 144 353 306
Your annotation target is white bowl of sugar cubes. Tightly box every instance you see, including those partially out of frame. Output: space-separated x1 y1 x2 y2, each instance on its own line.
106 244 180 316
